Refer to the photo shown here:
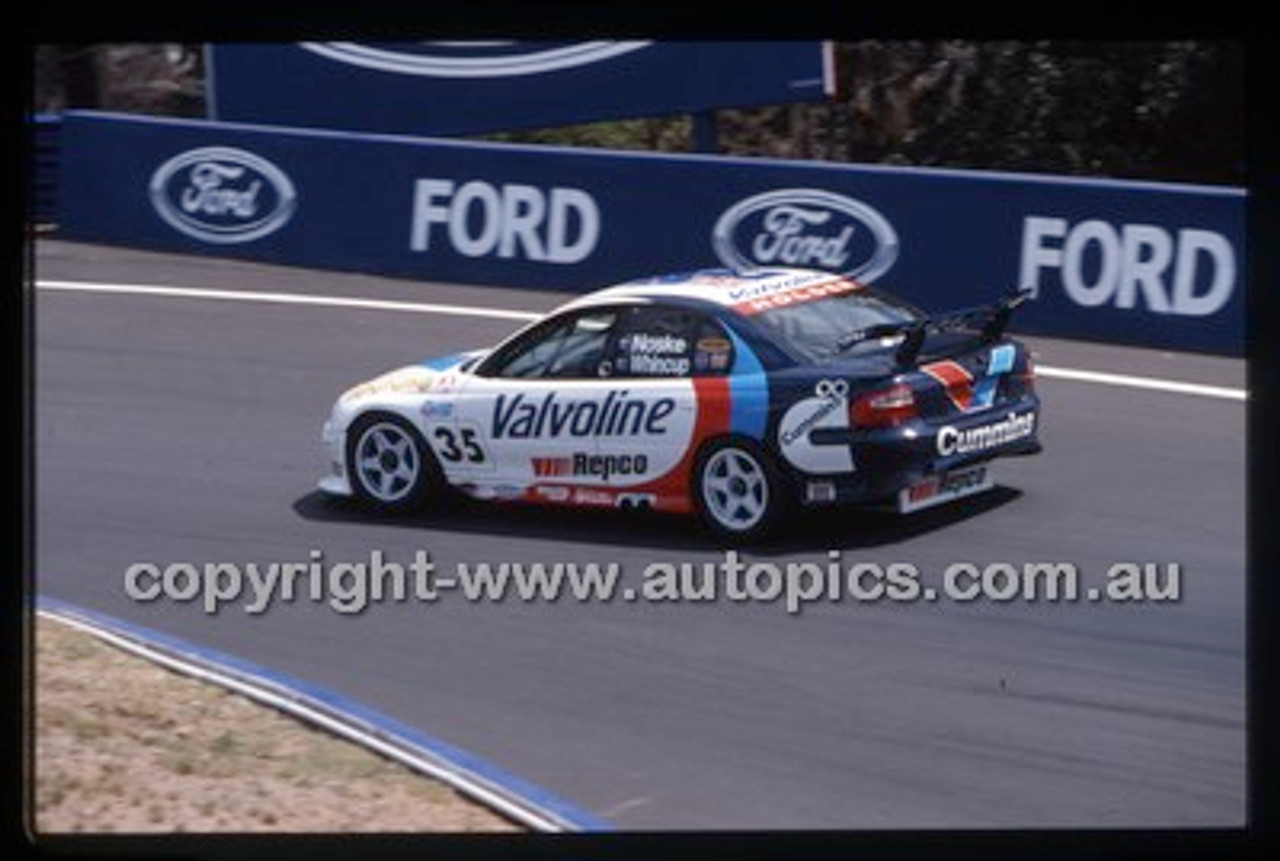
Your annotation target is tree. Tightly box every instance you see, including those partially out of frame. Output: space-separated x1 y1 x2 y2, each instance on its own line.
31 41 1244 185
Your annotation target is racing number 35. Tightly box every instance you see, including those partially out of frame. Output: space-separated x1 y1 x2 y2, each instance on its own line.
433 425 487 464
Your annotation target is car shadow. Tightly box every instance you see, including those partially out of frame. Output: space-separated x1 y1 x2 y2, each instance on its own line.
292 485 1023 553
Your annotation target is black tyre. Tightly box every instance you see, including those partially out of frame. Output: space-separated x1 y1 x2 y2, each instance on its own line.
346 413 442 512
693 438 790 542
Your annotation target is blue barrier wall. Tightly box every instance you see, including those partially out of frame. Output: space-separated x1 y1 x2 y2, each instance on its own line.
57 111 1245 355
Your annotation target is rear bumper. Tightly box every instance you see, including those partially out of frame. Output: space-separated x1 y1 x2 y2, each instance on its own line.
796 394 1041 506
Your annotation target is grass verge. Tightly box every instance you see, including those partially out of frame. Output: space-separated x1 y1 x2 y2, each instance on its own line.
32 614 521 833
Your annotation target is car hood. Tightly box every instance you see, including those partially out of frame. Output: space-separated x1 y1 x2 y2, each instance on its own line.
338 350 487 404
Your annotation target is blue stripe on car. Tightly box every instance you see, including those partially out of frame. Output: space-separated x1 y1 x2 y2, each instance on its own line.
727 328 769 440
971 343 1016 410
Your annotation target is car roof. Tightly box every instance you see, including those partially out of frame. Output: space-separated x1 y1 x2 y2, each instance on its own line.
553 267 860 316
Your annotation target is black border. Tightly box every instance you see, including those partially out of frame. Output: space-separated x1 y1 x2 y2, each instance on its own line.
13 9 1272 860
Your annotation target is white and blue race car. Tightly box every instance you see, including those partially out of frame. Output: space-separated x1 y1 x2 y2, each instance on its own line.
319 268 1041 540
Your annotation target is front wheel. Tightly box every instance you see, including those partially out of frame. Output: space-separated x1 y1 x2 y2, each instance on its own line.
346 414 442 512
693 439 790 542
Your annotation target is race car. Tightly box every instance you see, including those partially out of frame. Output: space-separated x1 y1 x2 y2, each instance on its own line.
318 268 1041 540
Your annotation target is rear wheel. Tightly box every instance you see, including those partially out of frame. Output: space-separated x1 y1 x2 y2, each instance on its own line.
346 414 441 512
693 439 789 542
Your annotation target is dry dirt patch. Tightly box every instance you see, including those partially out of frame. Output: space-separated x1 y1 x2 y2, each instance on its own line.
33 614 520 833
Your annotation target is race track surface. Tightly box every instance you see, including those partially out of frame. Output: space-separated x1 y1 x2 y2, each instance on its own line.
33 240 1246 829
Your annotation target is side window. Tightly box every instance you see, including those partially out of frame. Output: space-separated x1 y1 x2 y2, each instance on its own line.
608 306 735 379
490 310 618 379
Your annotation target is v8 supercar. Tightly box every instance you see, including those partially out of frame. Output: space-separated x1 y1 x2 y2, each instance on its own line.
319 268 1042 541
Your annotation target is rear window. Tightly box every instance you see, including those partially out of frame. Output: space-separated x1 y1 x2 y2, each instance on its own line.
749 287 922 362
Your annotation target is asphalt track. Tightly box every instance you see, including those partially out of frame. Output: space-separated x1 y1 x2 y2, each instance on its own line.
33 240 1246 829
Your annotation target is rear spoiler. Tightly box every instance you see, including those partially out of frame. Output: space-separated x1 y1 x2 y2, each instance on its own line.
895 289 1033 369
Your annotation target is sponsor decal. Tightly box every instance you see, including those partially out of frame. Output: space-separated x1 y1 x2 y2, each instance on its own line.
813 379 848 399
149 147 296 244
777 379 855 474
731 275 861 316
429 371 461 394
780 385 843 446
420 400 454 419
936 412 1036 457
712 189 899 281
340 366 436 402
906 469 986 505
576 452 648 482
534 485 571 502
572 487 616 507
457 482 523 501
618 354 688 377
529 484 653 509
899 464 992 513
905 478 940 505
298 41 653 79
627 333 686 353
531 457 572 478
693 336 732 372
492 390 676 439
618 332 690 377
531 453 650 482
725 270 840 303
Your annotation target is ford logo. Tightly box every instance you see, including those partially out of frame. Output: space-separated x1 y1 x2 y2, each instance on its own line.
712 188 900 282
298 41 652 78
149 147 297 244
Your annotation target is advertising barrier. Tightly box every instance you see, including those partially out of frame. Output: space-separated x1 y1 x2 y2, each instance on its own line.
208 41 833 137
57 112 1245 355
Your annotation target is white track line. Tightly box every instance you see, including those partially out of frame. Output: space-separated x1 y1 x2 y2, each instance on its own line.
35 278 543 322
36 278 1246 402
1034 366 1245 401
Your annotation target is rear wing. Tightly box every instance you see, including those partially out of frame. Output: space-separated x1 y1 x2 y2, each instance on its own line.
895 289 1032 369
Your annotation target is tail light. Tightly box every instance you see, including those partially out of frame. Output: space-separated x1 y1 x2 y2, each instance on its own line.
1016 356 1036 390
850 383 917 428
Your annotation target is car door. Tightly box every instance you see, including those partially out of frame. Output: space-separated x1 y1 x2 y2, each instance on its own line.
590 303 731 510
444 306 622 501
